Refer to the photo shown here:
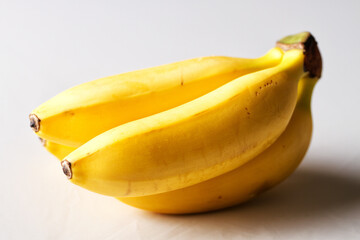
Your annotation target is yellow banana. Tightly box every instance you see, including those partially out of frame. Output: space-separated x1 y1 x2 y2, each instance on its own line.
117 75 318 213
40 139 75 160
29 48 283 147
41 75 318 214
37 32 322 213
60 47 308 197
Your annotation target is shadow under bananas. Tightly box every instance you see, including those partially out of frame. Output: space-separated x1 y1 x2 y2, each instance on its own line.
142 156 360 234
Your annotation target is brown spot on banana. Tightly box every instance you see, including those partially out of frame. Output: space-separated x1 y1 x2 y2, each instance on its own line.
63 110 75 116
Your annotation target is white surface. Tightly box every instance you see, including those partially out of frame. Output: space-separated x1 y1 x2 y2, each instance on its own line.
1 0 360 239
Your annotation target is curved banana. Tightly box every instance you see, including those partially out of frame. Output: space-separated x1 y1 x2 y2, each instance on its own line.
117 75 318 213
29 48 283 147
61 47 309 197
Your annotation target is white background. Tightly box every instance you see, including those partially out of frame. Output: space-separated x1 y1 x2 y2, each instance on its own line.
1 0 360 239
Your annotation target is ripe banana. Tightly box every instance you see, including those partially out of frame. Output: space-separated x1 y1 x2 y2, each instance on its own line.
60 47 309 197
41 75 318 214
117 75 318 213
31 32 322 214
29 48 283 147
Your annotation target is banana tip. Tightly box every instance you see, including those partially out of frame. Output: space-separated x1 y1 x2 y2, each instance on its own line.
29 114 40 132
39 137 46 147
61 160 72 179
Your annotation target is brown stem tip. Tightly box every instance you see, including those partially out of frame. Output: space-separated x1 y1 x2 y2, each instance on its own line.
276 32 322 78
61 160 72 179
29 114 40 132
38 137 46 147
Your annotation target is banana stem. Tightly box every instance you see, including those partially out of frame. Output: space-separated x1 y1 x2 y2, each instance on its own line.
297 75 318 109
276 32 322 79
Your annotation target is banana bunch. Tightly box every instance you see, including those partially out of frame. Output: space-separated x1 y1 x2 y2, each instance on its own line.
30 32 322 214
